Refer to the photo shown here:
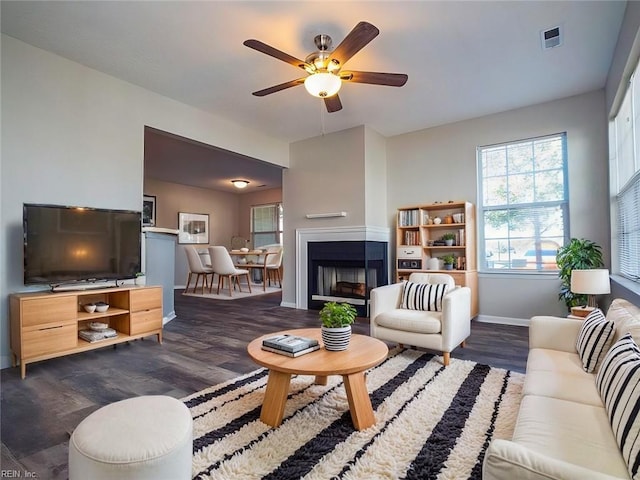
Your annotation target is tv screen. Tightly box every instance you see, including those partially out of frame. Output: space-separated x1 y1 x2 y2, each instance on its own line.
23 204 142 286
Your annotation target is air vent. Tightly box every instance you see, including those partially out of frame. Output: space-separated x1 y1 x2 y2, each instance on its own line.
541 26 563 50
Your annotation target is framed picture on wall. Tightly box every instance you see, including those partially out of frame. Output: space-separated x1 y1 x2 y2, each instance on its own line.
142 195 156 227
178 212 209 244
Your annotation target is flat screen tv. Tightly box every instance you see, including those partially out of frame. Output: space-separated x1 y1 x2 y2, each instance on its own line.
23 203 142 287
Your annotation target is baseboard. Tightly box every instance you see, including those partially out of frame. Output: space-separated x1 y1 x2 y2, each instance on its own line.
280 301 297 309
163 311 177 325
476 315 530 327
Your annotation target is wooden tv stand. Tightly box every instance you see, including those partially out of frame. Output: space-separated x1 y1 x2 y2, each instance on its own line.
9 285 163 379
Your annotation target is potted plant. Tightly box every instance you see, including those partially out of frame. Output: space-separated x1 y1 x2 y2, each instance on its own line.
135 272 146 286
441 254 456 270
556 238 604 309
319 301 357 351
441 232 456 246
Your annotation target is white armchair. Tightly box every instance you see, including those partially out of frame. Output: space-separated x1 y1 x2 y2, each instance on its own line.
370 273 471 366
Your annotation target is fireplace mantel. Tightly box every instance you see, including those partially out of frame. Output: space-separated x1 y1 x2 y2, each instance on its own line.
295 226 390 310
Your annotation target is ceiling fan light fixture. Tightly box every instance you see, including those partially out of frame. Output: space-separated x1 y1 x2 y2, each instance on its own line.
231 179 249 189
304 72 341 98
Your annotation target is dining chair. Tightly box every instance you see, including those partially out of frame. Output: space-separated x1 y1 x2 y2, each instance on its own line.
184 246 214 294
208 246 252 296
244 245 283 291
265 246 283 288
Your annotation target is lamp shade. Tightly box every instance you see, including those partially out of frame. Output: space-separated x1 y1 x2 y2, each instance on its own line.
570 269 611 295
304 73 341 98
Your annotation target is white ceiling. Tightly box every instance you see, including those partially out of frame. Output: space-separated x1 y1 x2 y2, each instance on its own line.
1 1 627 193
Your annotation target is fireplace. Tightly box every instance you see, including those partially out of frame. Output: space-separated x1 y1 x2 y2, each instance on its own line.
307 241 388 316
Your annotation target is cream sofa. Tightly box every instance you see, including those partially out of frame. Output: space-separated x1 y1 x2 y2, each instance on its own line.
483 298 640 480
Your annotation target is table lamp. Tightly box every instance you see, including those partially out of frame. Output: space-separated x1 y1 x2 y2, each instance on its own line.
570 269 611 312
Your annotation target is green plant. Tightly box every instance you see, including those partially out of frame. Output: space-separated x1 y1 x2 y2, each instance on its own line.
556 238 604 309
135 272 145 277
319 302 357 328
441 232 456 241
441 254 456 265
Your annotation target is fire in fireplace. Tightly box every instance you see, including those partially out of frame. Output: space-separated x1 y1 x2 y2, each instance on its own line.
307 241 388 316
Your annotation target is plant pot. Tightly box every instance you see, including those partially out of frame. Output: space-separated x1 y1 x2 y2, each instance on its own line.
321 325 351 351
445 239 454 246
135 276 146 286
444 264 454 270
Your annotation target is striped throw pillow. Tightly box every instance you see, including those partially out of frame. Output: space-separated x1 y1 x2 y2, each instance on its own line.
576 308 615 373
401 282 449 312
596 333 640 479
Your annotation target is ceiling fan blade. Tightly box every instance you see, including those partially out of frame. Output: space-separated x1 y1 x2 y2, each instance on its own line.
329 21 379 67
340 71 408 87
243 39 309 70
324 95 342 113
252 78 306 97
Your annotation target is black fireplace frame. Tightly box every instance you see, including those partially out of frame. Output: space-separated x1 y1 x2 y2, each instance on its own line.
307 240 388 317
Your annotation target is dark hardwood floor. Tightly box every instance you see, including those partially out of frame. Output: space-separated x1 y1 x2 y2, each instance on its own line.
1 290 529 479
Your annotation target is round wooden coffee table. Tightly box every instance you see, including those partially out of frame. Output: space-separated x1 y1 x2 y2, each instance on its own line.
247 328 388 430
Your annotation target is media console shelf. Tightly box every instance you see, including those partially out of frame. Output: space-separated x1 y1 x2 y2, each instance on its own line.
9 285 163 379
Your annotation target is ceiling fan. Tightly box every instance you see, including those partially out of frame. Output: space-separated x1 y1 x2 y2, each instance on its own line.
243 21 408 113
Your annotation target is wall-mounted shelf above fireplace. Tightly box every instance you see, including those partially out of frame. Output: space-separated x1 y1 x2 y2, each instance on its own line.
305 212 347 219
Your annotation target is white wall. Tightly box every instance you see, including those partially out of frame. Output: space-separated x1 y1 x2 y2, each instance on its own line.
386 90 610 320
364 126 388 228
282 126 367 307
1 35 289 368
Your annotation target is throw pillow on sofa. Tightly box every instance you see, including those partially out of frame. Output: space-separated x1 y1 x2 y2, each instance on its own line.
401 281 448 312
596 333 640 480
576 308 615 373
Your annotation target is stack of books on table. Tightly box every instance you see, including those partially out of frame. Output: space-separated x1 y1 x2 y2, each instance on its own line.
261 334 320 357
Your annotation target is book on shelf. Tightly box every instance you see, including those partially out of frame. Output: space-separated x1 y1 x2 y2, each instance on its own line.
261 344 321 357
262 334 319 353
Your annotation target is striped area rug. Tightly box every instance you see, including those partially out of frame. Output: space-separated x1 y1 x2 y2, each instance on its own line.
183 348 524 480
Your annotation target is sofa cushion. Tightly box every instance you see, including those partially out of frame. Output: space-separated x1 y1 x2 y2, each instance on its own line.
512 394 630 478
522 369 603 407
608 298 640 345
374 309 441 334
400 281 448 312
526 348 586 376
576 308 615 373
596 333 640 480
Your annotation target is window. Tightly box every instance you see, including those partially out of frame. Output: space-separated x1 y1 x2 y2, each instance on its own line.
251 203 283 248
478 133 569 272
611 61 640 284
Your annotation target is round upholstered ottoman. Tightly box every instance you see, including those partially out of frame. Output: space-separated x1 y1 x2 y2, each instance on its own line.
68 395 192 480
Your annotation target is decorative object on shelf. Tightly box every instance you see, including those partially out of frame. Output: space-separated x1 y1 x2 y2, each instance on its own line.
95 302 109 313
88 322 109 331
433 216 442 225
319 301 357 351
83 303 96 313
570 269 610 308
453 213 464 223
556 238 604 309
178 212 209 244
441 232 456 246
441 254 456 270
142 195 156 227
135 272 146 286
443 215 454 224
427 257 440 270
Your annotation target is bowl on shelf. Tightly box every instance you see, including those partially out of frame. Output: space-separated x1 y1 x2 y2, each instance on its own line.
88 322 109 331
83 303 96 313
95 302 109 313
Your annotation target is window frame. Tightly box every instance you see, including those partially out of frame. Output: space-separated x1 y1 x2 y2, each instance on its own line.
250 202 283 248
477 132 570 274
